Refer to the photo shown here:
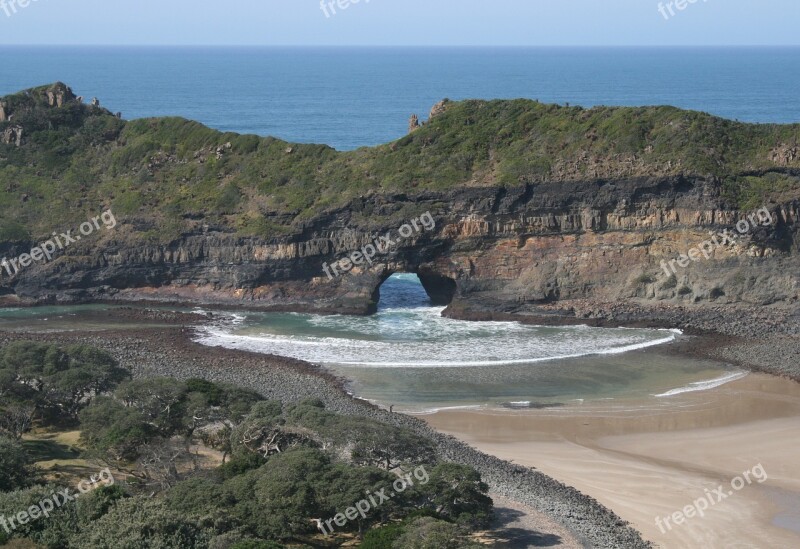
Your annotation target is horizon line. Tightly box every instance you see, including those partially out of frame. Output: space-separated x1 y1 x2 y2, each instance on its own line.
1 44 799 48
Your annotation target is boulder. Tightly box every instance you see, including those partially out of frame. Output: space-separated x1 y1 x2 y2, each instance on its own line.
1 125 23 147
429 99 450 120
408 114 420 133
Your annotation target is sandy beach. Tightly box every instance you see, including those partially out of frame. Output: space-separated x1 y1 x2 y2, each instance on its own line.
425 373 800 548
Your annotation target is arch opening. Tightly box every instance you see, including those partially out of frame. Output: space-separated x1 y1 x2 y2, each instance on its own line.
374 271 457 310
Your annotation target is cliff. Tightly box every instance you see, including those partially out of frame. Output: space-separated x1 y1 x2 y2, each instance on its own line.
1 83 799 324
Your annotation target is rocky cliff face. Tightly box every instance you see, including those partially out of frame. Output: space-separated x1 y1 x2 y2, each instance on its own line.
3 173 798 320
1 84 800 323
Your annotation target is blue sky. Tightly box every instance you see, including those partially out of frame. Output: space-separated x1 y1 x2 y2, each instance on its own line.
0 0 798 46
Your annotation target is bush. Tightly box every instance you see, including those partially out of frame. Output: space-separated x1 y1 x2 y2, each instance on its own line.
392 517 483 549
230 542 286 549
218 453 267 480
360 523 406 549
80 497 210 549
0 484 79 548
0 435 36 492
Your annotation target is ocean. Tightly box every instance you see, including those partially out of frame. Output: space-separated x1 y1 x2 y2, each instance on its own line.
1 46 799 151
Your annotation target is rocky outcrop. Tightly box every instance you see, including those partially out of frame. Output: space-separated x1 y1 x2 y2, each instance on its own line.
429 98 449 119
771 144 799 166
1 125 23 147
0 101 7 122
46 83 75 108
3 174 799 323
408 100 449 134
408 114 420 133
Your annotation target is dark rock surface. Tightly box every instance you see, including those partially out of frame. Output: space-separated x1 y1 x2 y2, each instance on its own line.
3 177 799 327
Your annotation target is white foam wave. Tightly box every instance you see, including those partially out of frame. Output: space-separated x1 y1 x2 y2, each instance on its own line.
654 371 748 397
406 405 485 415
193 274 680 368
195 326 678 368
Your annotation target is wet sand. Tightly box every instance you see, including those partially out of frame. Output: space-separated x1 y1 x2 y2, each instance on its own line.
425 374 800 548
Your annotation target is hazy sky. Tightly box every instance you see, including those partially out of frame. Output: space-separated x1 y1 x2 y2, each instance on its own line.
0 0 798 46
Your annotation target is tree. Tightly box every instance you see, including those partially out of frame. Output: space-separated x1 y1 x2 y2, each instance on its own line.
247 448 330 538
392 517 483 549
225 448 332 540
349 422 436 471
184 379 263 429
230 401 317 460
0 342 128 422
229 541 286 549
186 382 264 461
319 463 398 535
75 484 127 524
0 403 35 439
418 464 493 527
164 478 229 517
79 396 154 464
136 437 196 490
0 435 36 492
285 401 436 468
359 522 405 549
114 378 188 435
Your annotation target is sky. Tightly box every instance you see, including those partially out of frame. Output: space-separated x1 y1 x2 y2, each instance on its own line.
0 0 798 46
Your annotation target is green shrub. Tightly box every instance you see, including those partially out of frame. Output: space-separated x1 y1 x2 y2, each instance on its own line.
360 522 406 549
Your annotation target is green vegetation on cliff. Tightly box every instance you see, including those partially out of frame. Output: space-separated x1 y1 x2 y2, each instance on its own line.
2 83 800 243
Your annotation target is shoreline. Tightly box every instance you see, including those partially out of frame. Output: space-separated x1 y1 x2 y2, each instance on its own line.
2 304 798 547
0 319 652 548
6 297 799 383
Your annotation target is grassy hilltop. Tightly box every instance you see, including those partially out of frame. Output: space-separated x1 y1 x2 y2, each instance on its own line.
2 82 800 243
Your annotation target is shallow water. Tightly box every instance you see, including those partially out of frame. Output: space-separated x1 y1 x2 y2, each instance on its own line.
196 274 680 368
0 304 172 332
0 276 744 412
193 274 744 412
